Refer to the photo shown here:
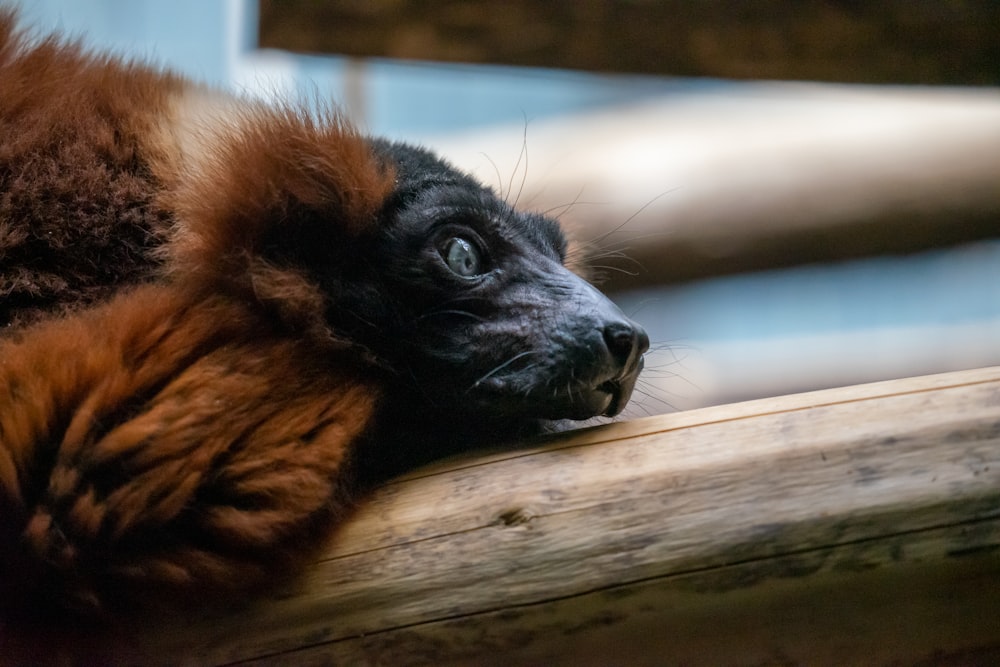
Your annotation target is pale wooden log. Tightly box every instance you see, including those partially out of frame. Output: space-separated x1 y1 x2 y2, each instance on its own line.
132 366 1000 665
430 84 1000 288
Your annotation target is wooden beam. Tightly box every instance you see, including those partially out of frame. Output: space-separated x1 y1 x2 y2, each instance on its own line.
430 84 1000 288
258 0 1000 85
124 366 1000 664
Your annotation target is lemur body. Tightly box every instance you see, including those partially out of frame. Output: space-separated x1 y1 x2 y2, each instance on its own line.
0 10 648 618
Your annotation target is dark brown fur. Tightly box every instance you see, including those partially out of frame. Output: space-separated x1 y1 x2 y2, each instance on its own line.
0 12 182 327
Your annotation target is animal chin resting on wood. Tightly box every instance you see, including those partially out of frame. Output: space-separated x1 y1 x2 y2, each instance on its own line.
0 9 648 620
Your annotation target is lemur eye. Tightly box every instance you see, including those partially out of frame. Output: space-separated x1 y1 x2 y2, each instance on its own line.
442 236 483 277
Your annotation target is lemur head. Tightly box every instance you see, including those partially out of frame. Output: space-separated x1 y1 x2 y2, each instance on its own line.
318 140 649 421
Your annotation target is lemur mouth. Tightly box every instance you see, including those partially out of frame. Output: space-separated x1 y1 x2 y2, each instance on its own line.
559 355 644 421
598 355 644 417
462 353 645 420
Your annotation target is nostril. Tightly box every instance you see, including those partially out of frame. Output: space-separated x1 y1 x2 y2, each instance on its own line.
636 325 650 355
603 320 647 367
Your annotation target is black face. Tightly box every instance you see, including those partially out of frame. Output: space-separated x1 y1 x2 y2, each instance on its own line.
319 140 648 422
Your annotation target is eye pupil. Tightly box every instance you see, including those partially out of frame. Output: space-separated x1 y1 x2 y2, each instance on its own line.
444 237 482 277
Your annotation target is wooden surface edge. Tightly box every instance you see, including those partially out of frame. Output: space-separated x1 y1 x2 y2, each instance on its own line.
133 367 1000 664
395 365 1000 480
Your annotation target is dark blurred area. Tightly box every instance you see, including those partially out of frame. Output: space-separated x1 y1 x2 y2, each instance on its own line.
259 0 1000 85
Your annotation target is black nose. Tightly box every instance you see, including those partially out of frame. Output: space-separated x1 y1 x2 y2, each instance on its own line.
603 319 650 368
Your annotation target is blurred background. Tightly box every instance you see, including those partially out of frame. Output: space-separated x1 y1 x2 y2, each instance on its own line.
14 0 1000 416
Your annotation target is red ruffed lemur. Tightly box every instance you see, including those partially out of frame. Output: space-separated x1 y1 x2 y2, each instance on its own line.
0 9 647 619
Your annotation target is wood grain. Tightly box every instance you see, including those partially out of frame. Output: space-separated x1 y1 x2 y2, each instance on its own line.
133 366 1000 664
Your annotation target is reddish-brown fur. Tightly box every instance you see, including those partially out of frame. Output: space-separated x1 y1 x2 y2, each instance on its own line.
0 7 394 621
159 102 397 339
0 286 378 615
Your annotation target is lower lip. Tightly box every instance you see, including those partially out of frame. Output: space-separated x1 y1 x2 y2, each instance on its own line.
602 386 623 417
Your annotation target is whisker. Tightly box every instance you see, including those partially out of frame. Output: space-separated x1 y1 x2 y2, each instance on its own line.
505 119 529 209
585 248 635 260
467 350 538 392
540 185 598 219
588 263 643 277
576 230 673 284
587 188 679 246
512 116 530 210
480 151 506 198
630 385 680 412
413 309 486 323
623 297 666 320
621 396 658 417
590 230 675 253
